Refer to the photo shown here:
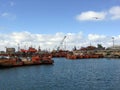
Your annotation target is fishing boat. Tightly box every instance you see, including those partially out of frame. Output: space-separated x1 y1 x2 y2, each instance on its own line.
0 55 54 68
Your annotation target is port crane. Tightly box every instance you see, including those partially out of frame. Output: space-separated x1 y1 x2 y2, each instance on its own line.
57 36 66 51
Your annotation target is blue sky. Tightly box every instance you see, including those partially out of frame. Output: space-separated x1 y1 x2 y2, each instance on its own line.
0 0 120 50
0 0 119 34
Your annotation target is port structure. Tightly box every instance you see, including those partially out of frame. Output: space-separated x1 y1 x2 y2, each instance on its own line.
57 36 66 51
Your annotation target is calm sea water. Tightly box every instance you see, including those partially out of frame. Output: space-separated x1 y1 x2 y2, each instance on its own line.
0 58 120 90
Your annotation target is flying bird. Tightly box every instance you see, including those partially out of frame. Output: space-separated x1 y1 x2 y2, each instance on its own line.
93 17 100 19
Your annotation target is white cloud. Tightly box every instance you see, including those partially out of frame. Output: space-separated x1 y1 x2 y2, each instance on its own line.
0 31 120 51
76 11 106 21
0 12 16 20
88 34 106 41
10 1 15 7
1 12 9 17
76 6 120 21
109 6 120 20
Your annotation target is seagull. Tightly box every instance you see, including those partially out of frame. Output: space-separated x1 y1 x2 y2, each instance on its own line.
93 17 100 19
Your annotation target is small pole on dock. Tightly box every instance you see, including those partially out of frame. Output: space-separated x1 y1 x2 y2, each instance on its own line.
112 37 114 48
18 43 20 52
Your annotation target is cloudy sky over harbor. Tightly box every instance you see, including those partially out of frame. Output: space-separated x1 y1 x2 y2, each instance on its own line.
0 0 120 51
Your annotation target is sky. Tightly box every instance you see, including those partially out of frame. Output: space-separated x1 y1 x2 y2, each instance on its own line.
0 0 120 51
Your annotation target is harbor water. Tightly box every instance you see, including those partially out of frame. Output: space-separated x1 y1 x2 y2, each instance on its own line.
0 58 120 90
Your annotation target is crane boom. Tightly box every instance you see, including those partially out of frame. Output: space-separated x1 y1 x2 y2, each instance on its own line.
57 36 66 51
